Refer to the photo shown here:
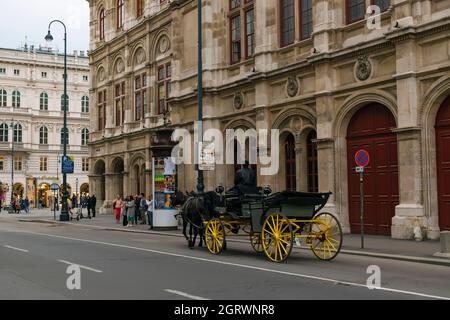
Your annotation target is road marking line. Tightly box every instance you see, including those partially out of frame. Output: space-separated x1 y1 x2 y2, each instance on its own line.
165 289 210 301
4 245 29 253
14 230 450 300
57 260 103 273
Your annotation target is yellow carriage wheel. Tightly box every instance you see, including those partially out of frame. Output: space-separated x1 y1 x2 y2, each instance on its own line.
250 232 264 254
262 213 293 263
205 218 226 255
310 213 343 261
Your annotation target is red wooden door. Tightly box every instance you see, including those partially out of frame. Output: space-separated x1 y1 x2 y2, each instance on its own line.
436 96 450 231
347 104 399 236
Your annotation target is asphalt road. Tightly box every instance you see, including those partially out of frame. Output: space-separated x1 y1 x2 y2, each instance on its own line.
0 219 449 300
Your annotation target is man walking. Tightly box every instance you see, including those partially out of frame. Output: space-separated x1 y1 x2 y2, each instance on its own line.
86 195 91 218
90 194 97 218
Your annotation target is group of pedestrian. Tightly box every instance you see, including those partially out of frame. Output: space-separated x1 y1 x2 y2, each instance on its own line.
68 194 97 220
10 196 30 214
113 194 153 229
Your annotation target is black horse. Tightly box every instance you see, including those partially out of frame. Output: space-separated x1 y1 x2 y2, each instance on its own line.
178 191 222 249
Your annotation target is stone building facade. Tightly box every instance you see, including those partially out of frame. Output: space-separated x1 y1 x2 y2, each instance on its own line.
0 46 90 208
87 0 450 239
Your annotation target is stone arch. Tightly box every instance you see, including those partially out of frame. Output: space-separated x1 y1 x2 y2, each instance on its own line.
334 95 398 235
272 107 316 133
129 153 146 195
152 30 171 62
130 43 147 68
92 159 106 203
110 157 125 199
272 107 317 193
420 74 450 237
111 55 126 76
95 65 106 86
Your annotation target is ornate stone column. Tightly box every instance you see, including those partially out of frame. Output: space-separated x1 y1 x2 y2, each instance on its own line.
392 127 426 239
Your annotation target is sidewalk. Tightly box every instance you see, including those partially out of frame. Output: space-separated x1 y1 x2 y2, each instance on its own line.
7 210 449 266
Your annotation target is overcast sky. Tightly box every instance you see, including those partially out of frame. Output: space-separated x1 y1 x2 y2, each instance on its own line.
0 0 90 52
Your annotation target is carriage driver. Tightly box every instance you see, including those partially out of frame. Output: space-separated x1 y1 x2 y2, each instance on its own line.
233 161 257 195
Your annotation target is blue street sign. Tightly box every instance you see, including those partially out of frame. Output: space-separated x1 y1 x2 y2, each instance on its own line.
62 156 74 174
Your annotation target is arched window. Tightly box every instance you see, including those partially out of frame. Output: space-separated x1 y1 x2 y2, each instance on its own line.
0 123 8 142
0 89 7 107
307 130 319 193
99 8 106 41
61 94 69 111
40 92 49 110
117 0 124 29
39 127 48 145
13 124 22 143
12 90 21 108
82 128 90 146
60 128 69 145
285 134 296 191
81 96 89 113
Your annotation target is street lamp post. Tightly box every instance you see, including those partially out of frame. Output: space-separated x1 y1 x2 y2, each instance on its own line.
196 0 204 194
45 20 69 221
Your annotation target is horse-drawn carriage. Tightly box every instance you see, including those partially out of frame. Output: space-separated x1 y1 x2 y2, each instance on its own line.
181 187 343 263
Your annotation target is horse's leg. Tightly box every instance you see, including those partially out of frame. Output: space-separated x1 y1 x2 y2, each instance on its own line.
183 220 189 241
198 228 204 248
193 227 198 249
188 224 194 249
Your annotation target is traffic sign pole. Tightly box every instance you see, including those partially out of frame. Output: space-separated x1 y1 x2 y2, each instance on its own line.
360 170 364 249
355 149 370 250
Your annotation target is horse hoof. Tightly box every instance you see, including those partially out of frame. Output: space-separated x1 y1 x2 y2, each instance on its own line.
188 240 193 248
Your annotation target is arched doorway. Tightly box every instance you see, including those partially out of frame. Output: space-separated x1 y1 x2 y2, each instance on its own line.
307 130 318 193
80 183 89 196
285 134 296 191
13 183 24 198
93 160 106 201
436 95 450 231
111 158 124 198
347 104 399 236
38 183 51 208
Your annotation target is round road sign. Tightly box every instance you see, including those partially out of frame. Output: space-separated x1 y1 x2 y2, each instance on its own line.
355 149 370 167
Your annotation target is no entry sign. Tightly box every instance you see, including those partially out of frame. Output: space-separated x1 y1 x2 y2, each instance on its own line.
355 149 370 168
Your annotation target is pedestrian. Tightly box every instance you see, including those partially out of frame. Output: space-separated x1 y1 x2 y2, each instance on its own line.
134 194 140 225
122 196 128 227
147 195 154 230
24 197 30 213
139 193 148 225
86 195 91 218
113 195 122 224
90 194 97 218
127 195 136 227
71 194 77 209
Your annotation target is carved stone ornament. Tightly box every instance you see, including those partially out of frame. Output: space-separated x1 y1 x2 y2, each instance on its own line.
355 56 372 81
97 68 105 82
115 59 125 74
135 48 146 65
233 92 244 110
158 36 170 54
287 76 299 97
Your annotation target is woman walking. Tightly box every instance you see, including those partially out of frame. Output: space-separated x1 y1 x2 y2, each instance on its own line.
113 195 122 224
126 196 136 227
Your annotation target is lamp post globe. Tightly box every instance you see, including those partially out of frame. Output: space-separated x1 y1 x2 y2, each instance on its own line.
45 20 69 221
